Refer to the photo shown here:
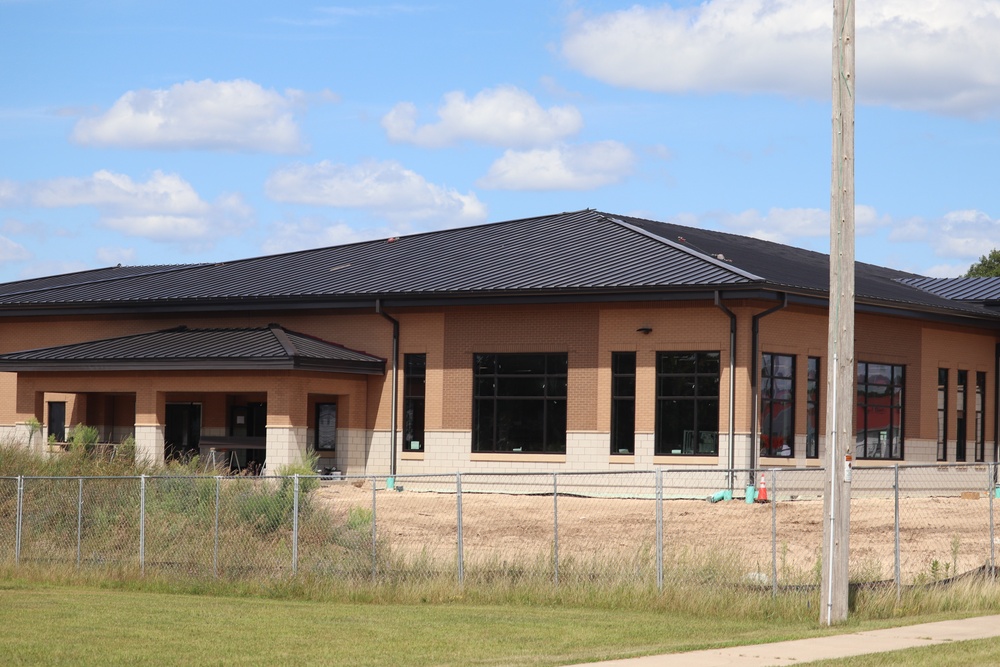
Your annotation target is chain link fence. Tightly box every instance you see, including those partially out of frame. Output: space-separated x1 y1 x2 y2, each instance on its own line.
1 465 998 594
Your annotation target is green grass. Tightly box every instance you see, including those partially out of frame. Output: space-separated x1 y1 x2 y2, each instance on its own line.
798 637 1000 666
0 580 920 667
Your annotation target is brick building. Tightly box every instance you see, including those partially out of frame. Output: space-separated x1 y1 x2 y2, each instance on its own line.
0 209 998 475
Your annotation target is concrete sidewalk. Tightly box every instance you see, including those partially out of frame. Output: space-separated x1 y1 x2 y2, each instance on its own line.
572 615 1000 666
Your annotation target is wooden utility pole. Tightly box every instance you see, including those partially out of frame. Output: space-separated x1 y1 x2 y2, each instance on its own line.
821 0 855 626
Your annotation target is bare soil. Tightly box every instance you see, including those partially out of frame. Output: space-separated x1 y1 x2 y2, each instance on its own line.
314 481 997 583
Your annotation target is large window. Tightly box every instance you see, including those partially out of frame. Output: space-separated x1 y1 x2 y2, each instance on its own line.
403 354 426 452
855 362 904 460
655 351 720 456
473 353 568 453
806 357 820 459
976 371 986 462
761 353 795 457
610 352 636 455
957 370 967 462
937 369 948 462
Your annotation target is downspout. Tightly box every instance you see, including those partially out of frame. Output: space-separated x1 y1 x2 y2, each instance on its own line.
375 300 399 476
714 292 737 491
750 294 788 478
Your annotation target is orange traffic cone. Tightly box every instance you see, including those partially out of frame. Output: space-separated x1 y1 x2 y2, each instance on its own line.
757 475 769 503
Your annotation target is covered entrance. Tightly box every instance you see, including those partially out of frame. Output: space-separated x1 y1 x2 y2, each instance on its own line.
0 324 385 472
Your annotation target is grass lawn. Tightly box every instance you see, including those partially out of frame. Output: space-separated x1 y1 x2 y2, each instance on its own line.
0 580 908 667
4 579 1000 666
798 637 1000 666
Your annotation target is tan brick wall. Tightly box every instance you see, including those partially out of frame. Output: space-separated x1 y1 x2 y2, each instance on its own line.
1 299 999 471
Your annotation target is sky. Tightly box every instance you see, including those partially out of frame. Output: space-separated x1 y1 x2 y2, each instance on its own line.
1 0 999 284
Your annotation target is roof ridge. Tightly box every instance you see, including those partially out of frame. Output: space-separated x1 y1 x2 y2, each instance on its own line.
600 213 765 282
0 264 208 299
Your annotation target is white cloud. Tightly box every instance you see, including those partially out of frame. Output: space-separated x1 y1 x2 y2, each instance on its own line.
923 263 972 279
477 141 635 191
95 246 136 266
931 209 1000 258
262 217 408 255
0 235 31 261
562 0 1000 117
13 170 253 246
265 159 488 224
72 79 305 152
687 204 890 244
382 85 583 148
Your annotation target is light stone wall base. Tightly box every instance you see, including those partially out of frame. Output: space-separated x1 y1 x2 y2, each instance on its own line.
134 425 164 465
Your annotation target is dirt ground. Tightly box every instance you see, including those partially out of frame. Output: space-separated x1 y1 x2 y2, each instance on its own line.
314 481 999 583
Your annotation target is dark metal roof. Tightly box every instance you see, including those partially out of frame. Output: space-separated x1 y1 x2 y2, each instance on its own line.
0 209 994 323
897 277 1000 302
0 324 385 374
0 210 756 309
615 213 997 318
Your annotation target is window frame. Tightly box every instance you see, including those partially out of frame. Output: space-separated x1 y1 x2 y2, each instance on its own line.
976 371 986 463
760 352 795 458
472 352 568 454
655 351 721 456
957 370 968 462
855 362 904 460
610 351 636 455
937 368 948 462
403 353 426 453
806 357 820 459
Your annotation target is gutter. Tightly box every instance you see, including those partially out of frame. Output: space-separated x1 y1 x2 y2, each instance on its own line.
750 293 788 478
375 300 400 476
714 292 737 491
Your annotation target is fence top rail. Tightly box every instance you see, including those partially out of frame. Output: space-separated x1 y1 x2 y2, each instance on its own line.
4 461 996 482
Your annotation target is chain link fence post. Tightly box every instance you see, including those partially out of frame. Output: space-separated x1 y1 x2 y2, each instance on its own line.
456 472 464 586
656 469 663 592
213 476 220 578
77 477 83 568
292 474 300 575
553 472 559 587
771 468 777 597
991 462 996 578
371 476 377 584
139 475 147 572
14 476 23 567
894 464 901 601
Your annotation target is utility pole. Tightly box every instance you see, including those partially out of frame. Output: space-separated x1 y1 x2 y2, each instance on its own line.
821 0 855 626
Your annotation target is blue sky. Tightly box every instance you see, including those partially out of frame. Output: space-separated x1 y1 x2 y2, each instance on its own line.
1 0 999 284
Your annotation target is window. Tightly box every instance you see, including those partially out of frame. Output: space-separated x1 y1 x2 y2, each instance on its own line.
937 369 948 462
473 353 567 453
806 357 820 459
403 354 426 452
611 352 636 455
957 370 967 462
761 353 795 457
655 351 720 456
855 362 904 460
315 402 337 451
976 371 986 462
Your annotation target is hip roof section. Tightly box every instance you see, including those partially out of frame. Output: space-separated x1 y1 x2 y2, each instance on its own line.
0 325 386 374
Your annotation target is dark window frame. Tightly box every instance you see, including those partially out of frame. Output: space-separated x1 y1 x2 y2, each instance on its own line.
937 368 948 462
957 370 968 462
976 371 986 463
403 353 426 453
856 362 904 460
806 357 820 459
655 351 720 456
761 353 795 458
472 353 568 454
610 351 636 455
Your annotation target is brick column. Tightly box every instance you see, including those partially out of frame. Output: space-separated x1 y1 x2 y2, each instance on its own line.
134 389 164 465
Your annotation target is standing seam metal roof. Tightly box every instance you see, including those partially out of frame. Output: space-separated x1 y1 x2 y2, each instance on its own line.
0 325 385 374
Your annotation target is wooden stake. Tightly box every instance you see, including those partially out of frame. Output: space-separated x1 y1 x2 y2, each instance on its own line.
821 0 855 626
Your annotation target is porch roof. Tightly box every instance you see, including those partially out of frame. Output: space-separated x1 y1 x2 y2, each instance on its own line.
0 324 385 375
